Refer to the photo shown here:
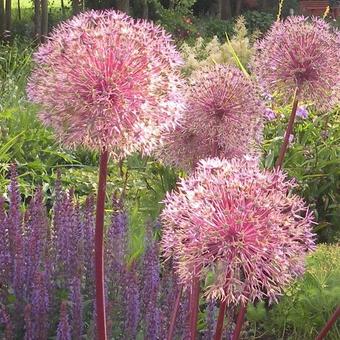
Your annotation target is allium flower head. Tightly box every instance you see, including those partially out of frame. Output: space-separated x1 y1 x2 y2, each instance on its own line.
27 10 184 157
252 16 340 110
161 157 315 305
157 65 264 170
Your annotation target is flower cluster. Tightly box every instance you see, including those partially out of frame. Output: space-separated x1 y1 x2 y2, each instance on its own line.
158 65 264 170
161 157 315 305
27 10 184 157
0 168 187 338
252 16 340 110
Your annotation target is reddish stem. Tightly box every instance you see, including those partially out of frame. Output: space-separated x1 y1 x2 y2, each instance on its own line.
316 306 340 340
231 303 247 340
214 299 227 340
95 149 109 340
189 268 200 340
275 89 299 169
167 284 183 340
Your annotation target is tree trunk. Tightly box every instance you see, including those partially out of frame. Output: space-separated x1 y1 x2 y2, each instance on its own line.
41 0 48 42
116 0 129 13
235 0 242 16
141 0 148 18
34 0 41 41
72 0 81 15
221 0 232 20
0 0 5 38
17 0 21 20
5 0 11 32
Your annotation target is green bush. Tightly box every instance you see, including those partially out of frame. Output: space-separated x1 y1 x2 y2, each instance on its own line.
252 244 340 340
262 106 340 242
243 10 274 34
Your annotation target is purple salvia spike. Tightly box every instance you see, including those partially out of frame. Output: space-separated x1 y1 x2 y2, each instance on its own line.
0 307 14 339
57 302 71 340
8 165 26 308
30 271 49 339
70 277 83 339
83 195 95 295
175 289 190 340
24 188 49 299
0 196 11 302
123 266 140 339
204 300 216 340
24 304 33 340
142 226 161 340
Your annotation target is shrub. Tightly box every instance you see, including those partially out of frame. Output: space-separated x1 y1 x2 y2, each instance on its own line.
180 16 255 74
247 244 340 339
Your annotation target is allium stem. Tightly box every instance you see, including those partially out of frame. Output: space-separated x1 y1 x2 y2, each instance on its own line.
95 149 109 340
214 299 227 340
189 268 200 340
231 303 247 340
275 88 299 169
316 306 340 340
167 284 183 340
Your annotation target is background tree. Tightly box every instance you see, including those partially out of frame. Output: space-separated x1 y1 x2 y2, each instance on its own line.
5 0 11 32
0 0 5 37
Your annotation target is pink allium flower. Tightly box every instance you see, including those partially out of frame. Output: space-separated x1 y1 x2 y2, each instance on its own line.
157 65 264 170
27 10 184 157
252 16 340 111
161 157 315 305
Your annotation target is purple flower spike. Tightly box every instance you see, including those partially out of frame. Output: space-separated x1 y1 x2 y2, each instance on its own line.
70 278 83 339
57 302 72 340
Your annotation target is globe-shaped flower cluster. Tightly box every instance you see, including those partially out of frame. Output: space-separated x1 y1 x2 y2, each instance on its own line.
252 16 340 110
161 157 315 305
158 65 264 170
27 10 184 157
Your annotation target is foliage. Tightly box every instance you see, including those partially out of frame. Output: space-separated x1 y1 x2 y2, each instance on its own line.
247 244 340 339
262 106 340 243
243 10 274 34
180 16 255 74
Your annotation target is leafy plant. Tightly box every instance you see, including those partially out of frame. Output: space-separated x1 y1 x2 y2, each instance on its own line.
262 106 340 242
248 244 340 339
180 16 255 74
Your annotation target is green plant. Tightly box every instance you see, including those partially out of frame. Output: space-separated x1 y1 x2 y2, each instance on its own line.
262 106 340 242
180 16 254 74
243 10 274 34
267 244 340 339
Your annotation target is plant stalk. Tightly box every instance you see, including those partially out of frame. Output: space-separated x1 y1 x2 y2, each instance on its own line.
167 284 183 340
214 299 227 340
231 303 247 340
189 268 200 340
95 149 109 340
316 306 340 340
275 88 299 169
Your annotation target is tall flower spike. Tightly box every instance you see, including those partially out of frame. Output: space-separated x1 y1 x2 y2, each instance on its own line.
158 64 264 171
252 16 340 111
27 10 184 157
161 157 316 305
